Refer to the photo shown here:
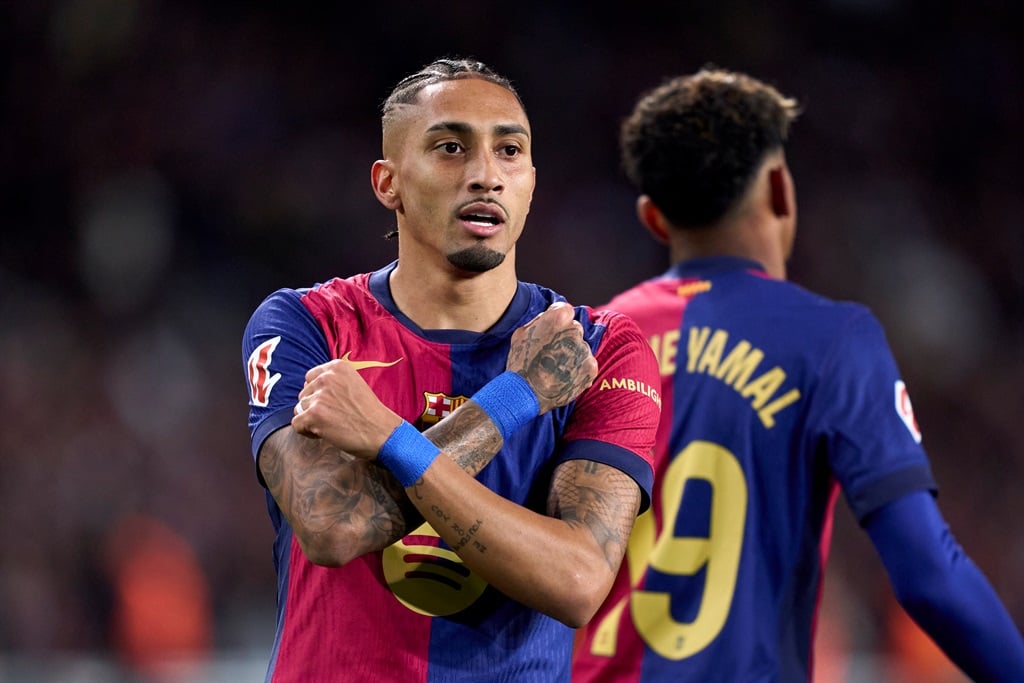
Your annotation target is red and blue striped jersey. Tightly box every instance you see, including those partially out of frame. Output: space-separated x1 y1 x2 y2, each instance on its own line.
243 261 661 683
573 256 935 682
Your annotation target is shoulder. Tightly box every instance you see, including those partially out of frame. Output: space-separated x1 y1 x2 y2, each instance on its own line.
244 274 376 337
602 276 670 311
246 286 311 329
250 276 358 309
514 282 643 339
286 274 381 318
764 280 886 343
583 305 645 336
577 305 658 375
571 304 646 344
812 297 890 351
301 274 370 301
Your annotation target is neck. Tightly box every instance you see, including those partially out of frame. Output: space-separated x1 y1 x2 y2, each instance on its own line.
389 255 519 332
668 217 786 280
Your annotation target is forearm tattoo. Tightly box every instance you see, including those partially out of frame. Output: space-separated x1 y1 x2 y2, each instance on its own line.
549 460 640 571
260 430 416 552
507 326 592 408
448 518 486 553
408 483 489 556
260 403 503 557
425 401 503 475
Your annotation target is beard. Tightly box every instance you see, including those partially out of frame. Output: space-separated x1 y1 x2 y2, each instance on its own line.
446 243 506 273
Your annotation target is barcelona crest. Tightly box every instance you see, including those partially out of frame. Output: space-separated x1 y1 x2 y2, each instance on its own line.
420 391 470 425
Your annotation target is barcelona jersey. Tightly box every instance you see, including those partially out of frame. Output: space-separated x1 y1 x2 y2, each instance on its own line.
243 261 661 683
573 256 936 682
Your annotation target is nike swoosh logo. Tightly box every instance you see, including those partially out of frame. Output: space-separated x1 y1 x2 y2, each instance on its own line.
340 352 404 371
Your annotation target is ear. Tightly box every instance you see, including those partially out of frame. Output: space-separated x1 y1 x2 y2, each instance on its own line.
636 195 670 244
768 166 791 218
371 160 401 211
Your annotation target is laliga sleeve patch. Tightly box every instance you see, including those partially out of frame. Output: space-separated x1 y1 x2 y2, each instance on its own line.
248 336 282 407
894 380 922 443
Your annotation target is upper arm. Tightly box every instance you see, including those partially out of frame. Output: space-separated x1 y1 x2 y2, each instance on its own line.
547 459 642 573
245 288 418 564
813 310 934 512
562 309 661 511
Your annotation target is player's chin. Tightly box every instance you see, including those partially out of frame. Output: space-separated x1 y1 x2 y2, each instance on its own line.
446 244 506 273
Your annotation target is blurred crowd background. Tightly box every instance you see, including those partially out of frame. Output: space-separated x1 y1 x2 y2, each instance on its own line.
2 1 1021 681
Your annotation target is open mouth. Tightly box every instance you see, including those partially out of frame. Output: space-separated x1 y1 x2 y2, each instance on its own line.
458 202 506 235
461 212 501 227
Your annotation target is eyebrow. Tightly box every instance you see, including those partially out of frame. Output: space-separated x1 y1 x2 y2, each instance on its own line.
425 121 530 138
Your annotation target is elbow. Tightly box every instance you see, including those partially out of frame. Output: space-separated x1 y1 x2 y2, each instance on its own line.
556 592 605 630
891 557 952 617
291 510 411 567
560 605 599 630
548 567 613 629
296 529 361 568
896 584 950 620
302 546 348 568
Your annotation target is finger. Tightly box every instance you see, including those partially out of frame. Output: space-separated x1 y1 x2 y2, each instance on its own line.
527 301 571 326
292 397 323 436
296 381 316 402
553 302 576 325
546 301 572 318
539 302 573 329
523 308 549 327
293 421 319 439
304 362 331 383
291 410 310 434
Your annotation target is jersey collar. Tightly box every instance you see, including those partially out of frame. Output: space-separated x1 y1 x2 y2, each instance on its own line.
663 255 766 280
367 260 532 344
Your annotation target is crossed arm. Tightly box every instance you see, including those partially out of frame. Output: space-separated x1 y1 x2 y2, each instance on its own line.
259 303 643 625
405 450 641 626
258 398 502 567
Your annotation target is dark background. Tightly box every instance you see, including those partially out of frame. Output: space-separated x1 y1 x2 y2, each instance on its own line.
2 1 1021 681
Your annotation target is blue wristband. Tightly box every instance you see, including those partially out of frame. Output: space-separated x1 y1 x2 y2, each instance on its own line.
470 371 541 440
378 421 441 487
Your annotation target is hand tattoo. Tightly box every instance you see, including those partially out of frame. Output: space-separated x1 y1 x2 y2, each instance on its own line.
509 326 593 409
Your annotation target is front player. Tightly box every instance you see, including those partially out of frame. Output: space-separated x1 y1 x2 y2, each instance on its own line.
243 58 661 682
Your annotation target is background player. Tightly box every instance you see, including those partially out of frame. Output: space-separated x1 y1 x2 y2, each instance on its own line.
571 67 1024 682
242 57 661 682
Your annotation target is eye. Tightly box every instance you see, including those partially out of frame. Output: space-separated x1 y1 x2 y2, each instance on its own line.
439 141 463 154
501 144 522 157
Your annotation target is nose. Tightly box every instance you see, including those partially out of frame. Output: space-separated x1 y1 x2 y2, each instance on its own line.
468 150 503 194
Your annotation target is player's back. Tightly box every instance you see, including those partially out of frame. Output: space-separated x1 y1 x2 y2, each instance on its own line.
575 255 921 682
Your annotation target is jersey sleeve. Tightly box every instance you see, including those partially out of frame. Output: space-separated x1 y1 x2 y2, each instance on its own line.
557 307 662 511
242 288 331 465
812 309 937 522
866 491 1024 680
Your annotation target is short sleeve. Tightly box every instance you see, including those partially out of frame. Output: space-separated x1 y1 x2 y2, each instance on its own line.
242 289 331 461
558 308 662 511
811 310 936 522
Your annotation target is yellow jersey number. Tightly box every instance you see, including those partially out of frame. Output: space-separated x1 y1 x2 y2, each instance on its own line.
589 440 747 660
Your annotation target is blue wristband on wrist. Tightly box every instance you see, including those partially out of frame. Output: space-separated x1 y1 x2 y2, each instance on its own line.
470 371 541 440
378 421 441 487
